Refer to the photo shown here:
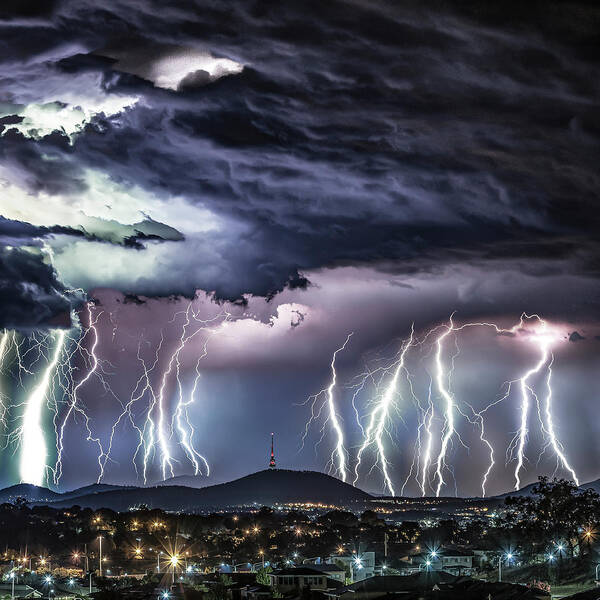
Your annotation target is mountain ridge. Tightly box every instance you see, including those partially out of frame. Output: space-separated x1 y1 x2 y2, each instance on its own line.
0 469 371 511
2 472 598 510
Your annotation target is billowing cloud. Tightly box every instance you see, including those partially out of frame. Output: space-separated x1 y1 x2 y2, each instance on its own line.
97 41 244 91
0 0 598 328
0 246 73 330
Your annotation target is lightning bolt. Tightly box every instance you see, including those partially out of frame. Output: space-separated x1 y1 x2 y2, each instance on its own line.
302 333 353 482
0 330 13 428
419 378 435 496
433 318 456 497
105 304 229 484
353 326 414 495
54 303 106 485
19 329 66 486
509 318 578 490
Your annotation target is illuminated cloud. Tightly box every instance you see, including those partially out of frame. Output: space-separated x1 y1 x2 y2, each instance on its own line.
98 43 244 91
0 96 138 142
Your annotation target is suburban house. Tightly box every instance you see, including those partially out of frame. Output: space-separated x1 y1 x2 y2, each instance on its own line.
268 565 345 592
412 548 474 575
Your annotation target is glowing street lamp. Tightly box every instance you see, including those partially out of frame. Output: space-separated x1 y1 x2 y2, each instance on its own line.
9 571 15 600
353 555 364 577
98 536 103 577
498 552 515 582
170 555 180 583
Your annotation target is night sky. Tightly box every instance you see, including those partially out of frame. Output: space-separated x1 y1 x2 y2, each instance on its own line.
0 1 599 497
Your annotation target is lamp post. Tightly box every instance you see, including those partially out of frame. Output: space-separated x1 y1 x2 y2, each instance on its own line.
170 555 179 584
498 552 514 582
9 571 15 600
157 551 163 573
98 537 103 577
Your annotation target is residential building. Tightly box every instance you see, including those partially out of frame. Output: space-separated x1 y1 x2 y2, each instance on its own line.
269 565 345 592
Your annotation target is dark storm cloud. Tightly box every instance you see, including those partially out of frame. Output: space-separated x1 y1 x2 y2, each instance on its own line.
0 246 72 330
0 0 599 315
569 331 585 342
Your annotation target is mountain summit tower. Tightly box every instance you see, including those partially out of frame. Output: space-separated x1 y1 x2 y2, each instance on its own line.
269 433 276 469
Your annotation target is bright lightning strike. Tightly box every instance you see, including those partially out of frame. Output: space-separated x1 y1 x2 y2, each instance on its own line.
353 326 415 495
302 333 353 482
344 313 579 497
19 329 66 486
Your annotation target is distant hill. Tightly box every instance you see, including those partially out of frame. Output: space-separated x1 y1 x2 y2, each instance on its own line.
579 479 600 494
494 478 600 499
493 482 538 499
59 483 134 501
153 474 208 488
28 469 372 511
0 483 62 504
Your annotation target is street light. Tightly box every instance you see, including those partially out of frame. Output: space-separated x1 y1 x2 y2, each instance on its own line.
170 555 179 584
98 536 103 577
44 576 52 600
498 552 514 582
9 571 15 600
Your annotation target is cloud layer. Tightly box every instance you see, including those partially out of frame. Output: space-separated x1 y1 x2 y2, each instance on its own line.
0 0 599 329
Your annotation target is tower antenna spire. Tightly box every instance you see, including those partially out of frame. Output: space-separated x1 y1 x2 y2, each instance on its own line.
269 432 276 469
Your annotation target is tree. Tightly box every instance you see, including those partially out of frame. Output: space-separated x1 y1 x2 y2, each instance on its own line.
502 477 600 560
256 566 273 585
